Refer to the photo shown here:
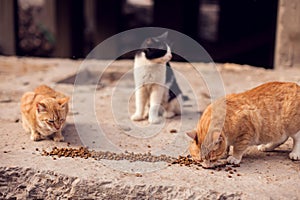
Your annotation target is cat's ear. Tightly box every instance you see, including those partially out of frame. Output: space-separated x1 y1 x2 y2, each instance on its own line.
157 32 168 40
186 130 197 140
58 97 69 109
153 32 168 42
212 131 223 144
36 102 47 113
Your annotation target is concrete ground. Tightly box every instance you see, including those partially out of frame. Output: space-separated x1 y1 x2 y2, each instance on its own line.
0 56 300 199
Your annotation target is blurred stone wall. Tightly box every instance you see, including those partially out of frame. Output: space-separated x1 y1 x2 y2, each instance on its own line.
0 0 15 55
275 0 300 68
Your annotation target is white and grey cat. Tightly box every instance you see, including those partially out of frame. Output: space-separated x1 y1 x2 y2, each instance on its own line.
131 32 183 124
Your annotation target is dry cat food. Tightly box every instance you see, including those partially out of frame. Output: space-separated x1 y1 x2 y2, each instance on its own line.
40 147 242 177
171 155 202 167
169 129 178 133
40 147 175 163
223 166 242 178
41 147 92 159
92 150 174 163
170 155 242 177
170 155 229 170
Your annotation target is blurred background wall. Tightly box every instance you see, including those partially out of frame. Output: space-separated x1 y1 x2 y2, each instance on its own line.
0 0 299 69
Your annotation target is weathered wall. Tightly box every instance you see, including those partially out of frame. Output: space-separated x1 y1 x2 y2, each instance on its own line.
0 0 15 55
275 0 300 69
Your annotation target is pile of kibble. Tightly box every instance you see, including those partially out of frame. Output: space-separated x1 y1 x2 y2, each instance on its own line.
170 155 242 177
170 155 202 167
41 147 92 159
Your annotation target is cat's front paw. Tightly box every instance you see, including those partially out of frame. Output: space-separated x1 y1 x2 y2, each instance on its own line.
30 132 42 141
227 156 241 165
257 144 275 152
289 152 300 160
257 144 270 152
131 114 144 121
201 160 216 169
148 117 162 124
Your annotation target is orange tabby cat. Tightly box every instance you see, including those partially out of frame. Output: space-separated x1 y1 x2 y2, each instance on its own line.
21 85 69 142
187 82 300 168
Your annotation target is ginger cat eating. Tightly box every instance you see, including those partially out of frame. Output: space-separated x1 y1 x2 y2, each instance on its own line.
187 82 300 168
21 85 69 142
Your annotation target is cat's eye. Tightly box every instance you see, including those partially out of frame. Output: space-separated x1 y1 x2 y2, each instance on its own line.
48 120 54 123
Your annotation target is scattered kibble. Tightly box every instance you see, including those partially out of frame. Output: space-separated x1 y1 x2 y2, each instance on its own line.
39 147 242 178
40 146 175 163
232 164 240 168
225 167 232 171
169 129 177 133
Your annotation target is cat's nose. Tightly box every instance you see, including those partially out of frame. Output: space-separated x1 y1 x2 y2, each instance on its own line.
201 160 213 169
167 54 172 60
54 124 60 130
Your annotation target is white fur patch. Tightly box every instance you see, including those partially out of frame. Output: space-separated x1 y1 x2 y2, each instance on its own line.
133 52 167 87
